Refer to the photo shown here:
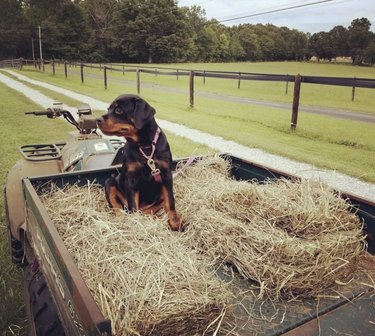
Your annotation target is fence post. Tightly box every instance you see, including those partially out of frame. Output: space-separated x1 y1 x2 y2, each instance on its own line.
123 64 125 76
64 61 68 79
52 60 55 75
238 72 241 89
203 70 206 85
352 77 356 101
176 69 179 80
104 66 108 89
291 74 302 130
285 75 289 95
136 68 141 95
80 63 84 84
189 71 195 108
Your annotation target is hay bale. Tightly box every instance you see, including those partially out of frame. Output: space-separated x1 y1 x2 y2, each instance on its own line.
173 156 366 298
41 183 230 336
40 155 366 334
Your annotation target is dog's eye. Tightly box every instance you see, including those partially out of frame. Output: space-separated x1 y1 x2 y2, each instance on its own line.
114 107 122 115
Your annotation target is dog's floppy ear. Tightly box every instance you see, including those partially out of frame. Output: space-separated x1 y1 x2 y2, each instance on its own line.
133 97 156 129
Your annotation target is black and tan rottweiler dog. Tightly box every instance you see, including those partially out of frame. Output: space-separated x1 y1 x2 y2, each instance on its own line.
97 94 182 231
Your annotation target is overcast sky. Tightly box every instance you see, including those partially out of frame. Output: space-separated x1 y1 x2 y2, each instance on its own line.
178 0 375 33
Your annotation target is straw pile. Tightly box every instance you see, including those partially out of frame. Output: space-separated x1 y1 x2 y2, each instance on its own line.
41 183 230 336
40 155 366 334
173 156 366 298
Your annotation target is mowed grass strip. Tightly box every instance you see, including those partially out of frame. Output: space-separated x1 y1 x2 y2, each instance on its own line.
6 67 375 182
147 92 375 182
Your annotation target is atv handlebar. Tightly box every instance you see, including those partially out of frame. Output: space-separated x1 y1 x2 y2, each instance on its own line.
25 108 62 118
25 106 98 134
25 111 50 115
25 107 80 128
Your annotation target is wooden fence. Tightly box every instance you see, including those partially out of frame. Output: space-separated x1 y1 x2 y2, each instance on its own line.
2 58 375 129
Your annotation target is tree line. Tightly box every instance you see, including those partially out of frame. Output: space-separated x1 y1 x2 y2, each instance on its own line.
1 0 374 65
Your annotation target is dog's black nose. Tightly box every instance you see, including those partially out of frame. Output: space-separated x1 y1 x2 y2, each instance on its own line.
96 117 105 128
96 116 106 124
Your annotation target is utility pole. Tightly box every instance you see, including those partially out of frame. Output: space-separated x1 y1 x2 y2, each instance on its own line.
31 37 35 60
38 25 43 70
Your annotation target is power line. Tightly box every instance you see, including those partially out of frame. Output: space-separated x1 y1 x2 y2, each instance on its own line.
217 0 309 21
25 0 346 49
108 0 342 33
218 0 338 23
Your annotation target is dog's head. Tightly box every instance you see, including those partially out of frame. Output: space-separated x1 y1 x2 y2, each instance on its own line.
97 94 156 142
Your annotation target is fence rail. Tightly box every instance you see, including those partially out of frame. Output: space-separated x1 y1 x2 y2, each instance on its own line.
1 58 375 129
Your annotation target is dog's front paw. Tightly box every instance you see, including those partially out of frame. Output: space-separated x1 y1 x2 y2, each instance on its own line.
168 212 183 231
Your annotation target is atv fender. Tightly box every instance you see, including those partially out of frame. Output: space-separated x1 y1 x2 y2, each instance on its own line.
5 158 62 240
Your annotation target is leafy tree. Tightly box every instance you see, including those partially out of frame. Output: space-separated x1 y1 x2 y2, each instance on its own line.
1 1 372 66
251 24 282 61
235 23 309 62
24 0 94 60
363 39 375 65
285 29 308 61
259 34 277 61
227 28 245 61
238 25 262 61
217 33 229 61
179 5 206 61
328 25 349 59
348 17 373 65
24 0 64 23
0 0 31 58
206 21 231 61
81 0 118 61
194 25 219 61
309 32 334 61
112 0 191 63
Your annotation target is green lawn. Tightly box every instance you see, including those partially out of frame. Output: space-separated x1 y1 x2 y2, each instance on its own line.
5 62 375 182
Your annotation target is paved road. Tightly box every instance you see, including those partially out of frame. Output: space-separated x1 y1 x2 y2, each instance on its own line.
78 71 375 124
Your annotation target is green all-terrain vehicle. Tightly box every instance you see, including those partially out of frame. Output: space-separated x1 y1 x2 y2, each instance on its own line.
4 104 375 335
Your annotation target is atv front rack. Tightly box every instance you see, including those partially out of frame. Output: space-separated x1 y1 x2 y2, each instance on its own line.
19 143 66 161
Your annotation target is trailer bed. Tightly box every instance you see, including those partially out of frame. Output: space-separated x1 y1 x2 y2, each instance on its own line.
24 154 375 335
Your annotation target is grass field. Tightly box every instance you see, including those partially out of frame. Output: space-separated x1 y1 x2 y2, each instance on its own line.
0 61 374 334
6 61 375 181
